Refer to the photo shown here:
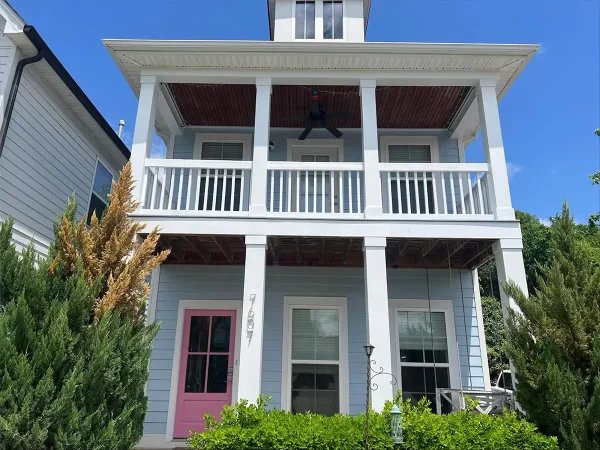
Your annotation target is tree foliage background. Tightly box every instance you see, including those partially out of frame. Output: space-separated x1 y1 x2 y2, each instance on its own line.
0 162 168 450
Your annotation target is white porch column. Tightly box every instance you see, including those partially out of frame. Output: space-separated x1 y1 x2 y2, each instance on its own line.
363 236 393 410
493 238 528 322
249 78 272 217
237 235 268 403
360 80 384 219
131 75 159 204
476 78 515 220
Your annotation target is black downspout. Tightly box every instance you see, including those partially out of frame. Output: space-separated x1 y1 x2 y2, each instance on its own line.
0 49 44 159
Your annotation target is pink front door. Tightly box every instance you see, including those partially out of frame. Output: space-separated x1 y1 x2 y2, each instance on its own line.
174 310 237 438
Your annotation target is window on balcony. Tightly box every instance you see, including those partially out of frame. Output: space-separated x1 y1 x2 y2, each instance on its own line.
388 144 435 214
295 1 316 39
87 160 113 224
198 142 244 211
323 1 343 39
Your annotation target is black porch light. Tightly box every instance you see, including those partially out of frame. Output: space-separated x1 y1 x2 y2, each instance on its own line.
364 344 375 358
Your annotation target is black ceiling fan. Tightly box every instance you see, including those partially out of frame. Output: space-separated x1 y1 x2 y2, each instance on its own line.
284 88 352 140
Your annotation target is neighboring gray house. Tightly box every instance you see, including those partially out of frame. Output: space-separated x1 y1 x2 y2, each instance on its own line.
0 1 129 255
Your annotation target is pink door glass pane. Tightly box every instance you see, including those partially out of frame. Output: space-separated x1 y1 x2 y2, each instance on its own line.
174 310 236 438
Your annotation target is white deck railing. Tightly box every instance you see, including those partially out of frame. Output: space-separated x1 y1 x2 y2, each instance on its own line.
379 163 492 218
140 159 252 215
266 161 365 217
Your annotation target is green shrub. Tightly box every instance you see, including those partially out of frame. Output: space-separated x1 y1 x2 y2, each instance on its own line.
186 395 557 450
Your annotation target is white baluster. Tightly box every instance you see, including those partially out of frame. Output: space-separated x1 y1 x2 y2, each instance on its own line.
269 170 275 213
339 171 344 214
177 168 184 210
467 172 475 215
296 171 300 213
476 172 485 215
387 171 393 214
405 171 412 214
159 167 167 210
203 169 210 211
186 168 193 210
287 170 292 213
321 171 325 213
304 170 309 213
211 168 218 211
423 171 430 215
140 167 149 209
431 171 439 214
168 168 175 210
330 170 335 213
220 169 227 212
449 171 457 215
194 169 201 212
239 170 246 212
279 169 284 213
395 171 402 214
150 167 159 210
313 171 317 213
414 171 421 214
441 171 447 215
348 171 353 214
357 171 362 214
229 170 235 212
457 172 465 215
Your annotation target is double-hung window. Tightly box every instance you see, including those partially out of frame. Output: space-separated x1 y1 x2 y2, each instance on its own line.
393 305 457 414
323 1 343 39
284 298 348 415
295 1 316 39
87 160 113 224
198 142 244 211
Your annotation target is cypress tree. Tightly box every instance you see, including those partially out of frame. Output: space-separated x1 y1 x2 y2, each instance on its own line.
0 162 168 449
504 202 600 449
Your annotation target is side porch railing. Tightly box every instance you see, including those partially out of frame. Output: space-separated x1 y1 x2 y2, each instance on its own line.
435 388 515 415
379 163 492 219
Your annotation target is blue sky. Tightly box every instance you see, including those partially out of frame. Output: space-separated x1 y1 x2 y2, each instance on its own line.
10 0 600 223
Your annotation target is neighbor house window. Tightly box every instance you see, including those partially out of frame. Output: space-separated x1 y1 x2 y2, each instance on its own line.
324 1 343 39
87 160 113 224
396 310 452 413
295 1 316 39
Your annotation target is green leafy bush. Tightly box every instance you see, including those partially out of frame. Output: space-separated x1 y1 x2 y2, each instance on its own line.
187 395 557 450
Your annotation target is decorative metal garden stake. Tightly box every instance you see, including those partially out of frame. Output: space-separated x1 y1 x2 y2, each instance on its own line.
364 344 397 450
390 404 404 444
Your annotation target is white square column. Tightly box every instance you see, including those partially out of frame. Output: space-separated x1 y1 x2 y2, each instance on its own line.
493 238 528 322
363 236 393 410
236 235 268 403
476 78 515 221
360 80 384 219
131 75 159 204
249 78 272 217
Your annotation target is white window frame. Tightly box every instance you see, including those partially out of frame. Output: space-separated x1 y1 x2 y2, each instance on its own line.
165 299 243 443
193 133 253 161
388 299 461 403
287 138 345 162
86 157 115 222
378 136 440 163
281 296 349 414
292 0 347 42
322 0 346 41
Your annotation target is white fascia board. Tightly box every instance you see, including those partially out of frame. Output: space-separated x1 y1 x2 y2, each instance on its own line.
131 215 523 241
103 39 540 57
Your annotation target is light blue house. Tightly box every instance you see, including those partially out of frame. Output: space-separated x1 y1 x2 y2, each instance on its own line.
104 1 538 447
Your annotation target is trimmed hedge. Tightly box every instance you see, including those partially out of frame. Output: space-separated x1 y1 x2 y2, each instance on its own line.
187 395 557 450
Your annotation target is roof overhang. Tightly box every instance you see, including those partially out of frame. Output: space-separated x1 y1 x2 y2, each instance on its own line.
103 39 538 139
266 0 372 40
5 26 130 165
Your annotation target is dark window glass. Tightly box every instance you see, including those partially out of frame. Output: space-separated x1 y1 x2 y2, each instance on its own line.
291 364 339 416
401 367 451 413
188 316 210 352
206 355 229 393
87 193 108 224
210 316 231 352
93 161 113 203
185 355 207 393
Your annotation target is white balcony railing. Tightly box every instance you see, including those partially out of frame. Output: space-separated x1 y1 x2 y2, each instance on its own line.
266 162 364 217
379 163 492 218
140 159 252 216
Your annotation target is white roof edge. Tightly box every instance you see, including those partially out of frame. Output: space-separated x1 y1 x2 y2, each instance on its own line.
102 38 540 57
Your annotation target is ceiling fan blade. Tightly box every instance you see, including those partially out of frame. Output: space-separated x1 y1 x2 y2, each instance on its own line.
324 125 343 139
325 111 352 120
298 123 314 140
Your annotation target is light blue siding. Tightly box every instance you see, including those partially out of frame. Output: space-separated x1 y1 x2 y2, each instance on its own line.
145 264 483 434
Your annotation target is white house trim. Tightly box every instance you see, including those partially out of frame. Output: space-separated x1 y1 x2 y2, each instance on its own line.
192 132 253 161
281 296 350 414
472 269 492 391
286 138 345 162
165 299 243 443
378 135 440 163
388 298 461 399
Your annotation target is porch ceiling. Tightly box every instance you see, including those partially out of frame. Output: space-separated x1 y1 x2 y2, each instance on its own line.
152 235 495 270
167 83 471 129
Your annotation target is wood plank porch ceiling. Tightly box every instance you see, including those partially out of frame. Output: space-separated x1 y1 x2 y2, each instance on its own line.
152 235 494 270
167 84 472 129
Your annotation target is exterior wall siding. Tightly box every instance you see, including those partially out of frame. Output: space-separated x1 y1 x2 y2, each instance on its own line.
0 67 122 255
145 264 484 434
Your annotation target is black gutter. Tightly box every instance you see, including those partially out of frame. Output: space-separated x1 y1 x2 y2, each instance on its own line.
0 49 43 157
0 25 131 160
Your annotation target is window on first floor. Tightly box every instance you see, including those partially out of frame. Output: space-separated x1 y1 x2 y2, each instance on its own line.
396 310 453 413
323 1 343 39
295 1 316 39
289 307 342 415
87 160 113 224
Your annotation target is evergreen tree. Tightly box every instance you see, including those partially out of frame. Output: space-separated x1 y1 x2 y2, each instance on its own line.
504 202 600 449
0 162 168 449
